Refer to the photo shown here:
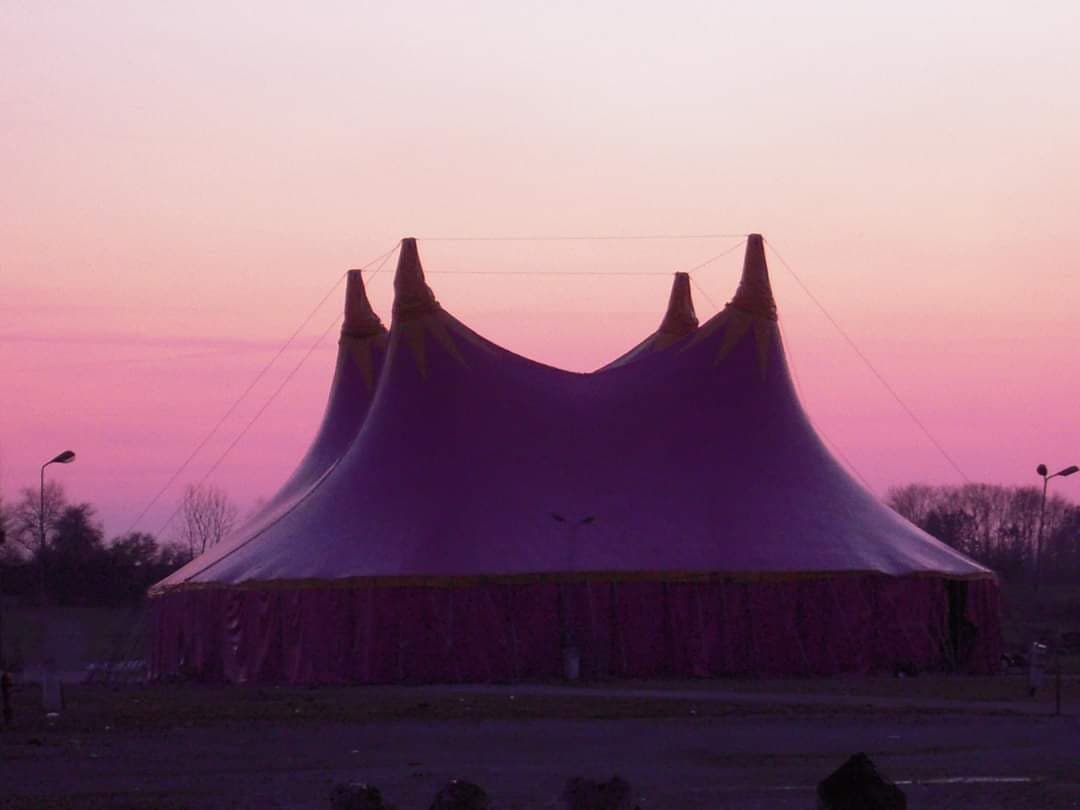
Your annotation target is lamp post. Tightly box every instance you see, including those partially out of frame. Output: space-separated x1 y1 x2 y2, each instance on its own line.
1034 463 1077 717
0 517 6 677
39 450 76 600
1 450 75 723
1034 463 1078 592
0 517 6 723
550 513 596 682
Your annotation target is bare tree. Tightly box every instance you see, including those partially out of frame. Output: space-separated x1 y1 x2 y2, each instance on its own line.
0 494 15 563
887 483 937 528
887 482 1079 582
177 483 238 559
4 482 68 601
8 481 67 558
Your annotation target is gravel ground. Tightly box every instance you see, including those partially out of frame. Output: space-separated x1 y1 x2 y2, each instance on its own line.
1 682 1078 809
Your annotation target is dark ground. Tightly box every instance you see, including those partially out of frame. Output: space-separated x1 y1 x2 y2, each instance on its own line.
2 678 1079 809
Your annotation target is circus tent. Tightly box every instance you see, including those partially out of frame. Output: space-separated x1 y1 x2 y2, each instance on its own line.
150 236 1000 683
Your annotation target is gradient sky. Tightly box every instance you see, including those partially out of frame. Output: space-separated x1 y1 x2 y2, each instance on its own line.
2 1 1079 539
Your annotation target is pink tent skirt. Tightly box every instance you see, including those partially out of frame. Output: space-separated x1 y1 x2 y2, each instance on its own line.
150 574 1000 684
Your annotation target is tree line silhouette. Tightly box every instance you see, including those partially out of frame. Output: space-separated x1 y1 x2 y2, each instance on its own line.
0 481 1076 607
887 483 1080 584
0 482 236 606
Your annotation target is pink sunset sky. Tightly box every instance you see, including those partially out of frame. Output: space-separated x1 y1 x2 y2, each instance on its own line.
2 2 1079 539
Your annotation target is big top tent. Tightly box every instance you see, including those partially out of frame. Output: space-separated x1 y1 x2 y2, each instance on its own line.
150 235 1000 683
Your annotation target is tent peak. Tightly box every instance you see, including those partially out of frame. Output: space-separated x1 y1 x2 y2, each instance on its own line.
658 272 698 337
342 269 384 338
393 237 440 319
729 233 777 321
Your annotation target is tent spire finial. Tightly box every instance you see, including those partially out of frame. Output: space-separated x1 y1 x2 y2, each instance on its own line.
658 272 698 337
393 237 439 319
729 234 777 321
342 268 384 338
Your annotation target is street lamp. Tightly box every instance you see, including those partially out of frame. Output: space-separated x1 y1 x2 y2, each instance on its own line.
39 450 76 599
1 450 75 694
1034 463 1078 591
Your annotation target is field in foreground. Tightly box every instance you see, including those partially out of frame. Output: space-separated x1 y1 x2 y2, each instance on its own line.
1 678 1079 809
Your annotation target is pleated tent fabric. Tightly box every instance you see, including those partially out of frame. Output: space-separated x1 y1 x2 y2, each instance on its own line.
150 235 1001 683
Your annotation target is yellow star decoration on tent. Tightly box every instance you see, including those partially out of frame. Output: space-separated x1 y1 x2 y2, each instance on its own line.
342 332 389 393
398 315 473 379
689 236 780 378
687 306 777 378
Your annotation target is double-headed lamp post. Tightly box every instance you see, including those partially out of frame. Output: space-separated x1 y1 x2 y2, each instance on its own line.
550 512 596 682
1034 463 1078 592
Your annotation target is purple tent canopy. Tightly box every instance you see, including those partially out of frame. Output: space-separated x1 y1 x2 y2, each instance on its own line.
150 236 1000 683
